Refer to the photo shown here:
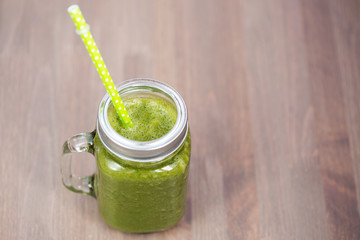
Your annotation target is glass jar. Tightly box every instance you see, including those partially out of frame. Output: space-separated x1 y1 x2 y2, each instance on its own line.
61 78 191 233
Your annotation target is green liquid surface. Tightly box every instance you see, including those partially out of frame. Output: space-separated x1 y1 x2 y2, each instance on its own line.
94 95 191 233
108 95 177 141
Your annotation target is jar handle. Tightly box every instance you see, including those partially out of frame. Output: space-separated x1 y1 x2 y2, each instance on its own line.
60 131 96 197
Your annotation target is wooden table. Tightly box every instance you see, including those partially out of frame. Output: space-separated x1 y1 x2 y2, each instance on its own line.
1 0 359 239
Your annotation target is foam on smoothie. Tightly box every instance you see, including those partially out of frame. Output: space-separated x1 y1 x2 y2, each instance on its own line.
107 95 177 141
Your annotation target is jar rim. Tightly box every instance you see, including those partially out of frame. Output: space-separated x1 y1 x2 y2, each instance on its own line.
97 78 188 163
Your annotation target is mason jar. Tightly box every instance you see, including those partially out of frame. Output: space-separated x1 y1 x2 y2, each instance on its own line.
61 78 191 233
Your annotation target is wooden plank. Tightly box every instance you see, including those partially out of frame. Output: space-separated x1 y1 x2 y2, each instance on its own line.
329 0 360 218
243 0 329 239
300 0 360 239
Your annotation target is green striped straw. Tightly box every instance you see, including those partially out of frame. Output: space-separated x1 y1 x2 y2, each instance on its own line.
67 5 132 128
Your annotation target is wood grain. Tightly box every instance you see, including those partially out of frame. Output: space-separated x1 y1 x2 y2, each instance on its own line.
1 0 359 239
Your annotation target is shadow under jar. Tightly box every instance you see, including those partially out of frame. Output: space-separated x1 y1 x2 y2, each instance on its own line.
61 78 191 233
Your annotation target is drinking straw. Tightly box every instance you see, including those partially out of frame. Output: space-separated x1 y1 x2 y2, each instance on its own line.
67 5 132 128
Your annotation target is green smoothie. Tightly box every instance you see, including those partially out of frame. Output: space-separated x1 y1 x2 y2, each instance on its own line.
93 95 191 233
107 95 177 141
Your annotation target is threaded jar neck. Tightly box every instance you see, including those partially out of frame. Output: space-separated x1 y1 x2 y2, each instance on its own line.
97 78 188 165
